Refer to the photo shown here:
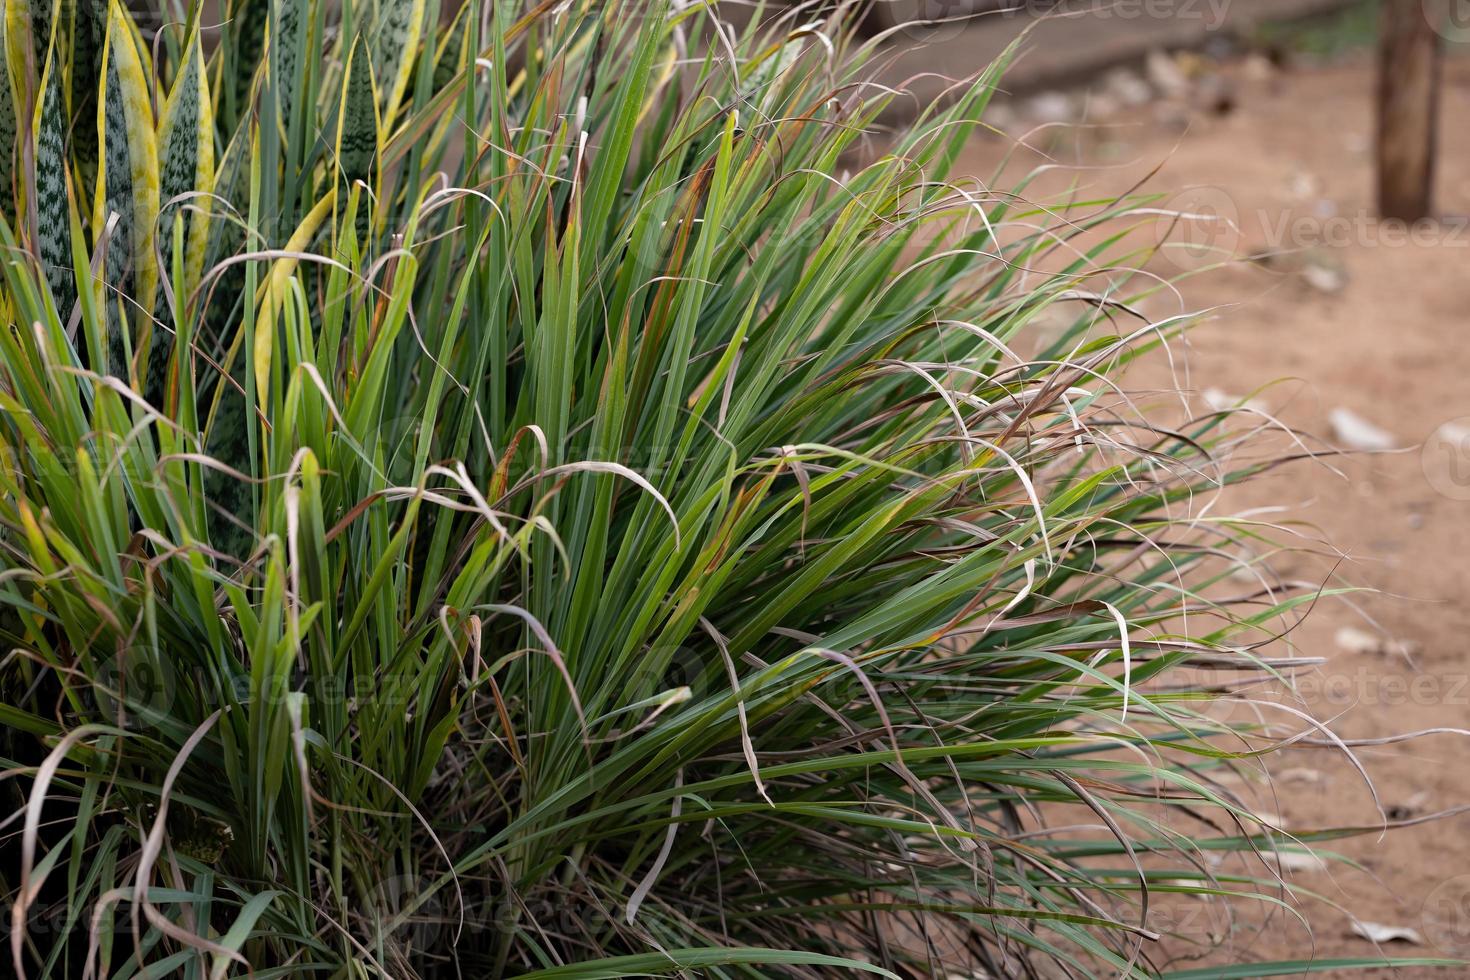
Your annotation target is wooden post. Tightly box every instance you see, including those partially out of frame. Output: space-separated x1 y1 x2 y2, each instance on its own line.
1377 0 1443 220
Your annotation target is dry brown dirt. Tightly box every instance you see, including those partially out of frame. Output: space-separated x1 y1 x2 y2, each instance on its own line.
952 48 1470 977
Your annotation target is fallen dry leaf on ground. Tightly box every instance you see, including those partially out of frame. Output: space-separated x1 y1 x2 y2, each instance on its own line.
1333 626 1421 659
1349 922 1424 945
1329 407 1396 452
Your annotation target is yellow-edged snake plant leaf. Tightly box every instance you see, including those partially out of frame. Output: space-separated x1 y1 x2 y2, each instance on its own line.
253 192 333 410
336 34 380 244
0 12 17 224
3 1 40 100
93 0 158 378
369 0 426 141
67 0 106 191
31 25 72 319
157 22 215 308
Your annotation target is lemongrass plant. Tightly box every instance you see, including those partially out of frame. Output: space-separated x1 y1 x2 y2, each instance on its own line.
0 0 1454 977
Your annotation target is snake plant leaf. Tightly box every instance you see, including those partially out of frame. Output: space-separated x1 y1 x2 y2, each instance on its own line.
369 0 426 140
25 0 53 79
157 23 215 307
0 15 18 120
198 119 252 382
3 0 46 111
0 13 17 223
206 121 250 272
267 0 304 135
93 0 158 377
335 34 379 243
31 27 72 318
66 0 106 190
197 119 257 555
224 0 269 128
253 192 333 409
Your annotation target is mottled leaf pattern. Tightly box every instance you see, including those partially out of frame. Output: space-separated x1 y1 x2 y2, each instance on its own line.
32 31 72 316
94 0 158 378
200 121 251 378
0 14 17 223
226 0 269 125
0 0 480 558
67 0 107 190
3 0 48 118
336 35 379 243
269 0 303 133
27 0 53 77
198 125 253 555
0 0 469 554
206 124 249 275
370 0 426 138
157 24 214 304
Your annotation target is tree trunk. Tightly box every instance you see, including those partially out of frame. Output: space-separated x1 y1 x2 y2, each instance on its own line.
1377 0 1443 220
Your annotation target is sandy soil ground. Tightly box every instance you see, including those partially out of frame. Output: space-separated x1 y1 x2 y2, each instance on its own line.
953 44 1470 978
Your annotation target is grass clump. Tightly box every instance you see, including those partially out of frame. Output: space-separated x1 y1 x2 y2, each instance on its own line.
0 0 1452 977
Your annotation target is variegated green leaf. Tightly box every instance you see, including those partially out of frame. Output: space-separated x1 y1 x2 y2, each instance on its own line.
197 119 254 554
94 0 158 379
31 28 72 317
336 34 379 243
3 0 50 113
225 0 269 126
157 23 214 306
205 130 246 260
268 0 304 134
26 0 53 78
0 13 18 223
201 119 251 367
66 0 107 191
369 0 426 139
